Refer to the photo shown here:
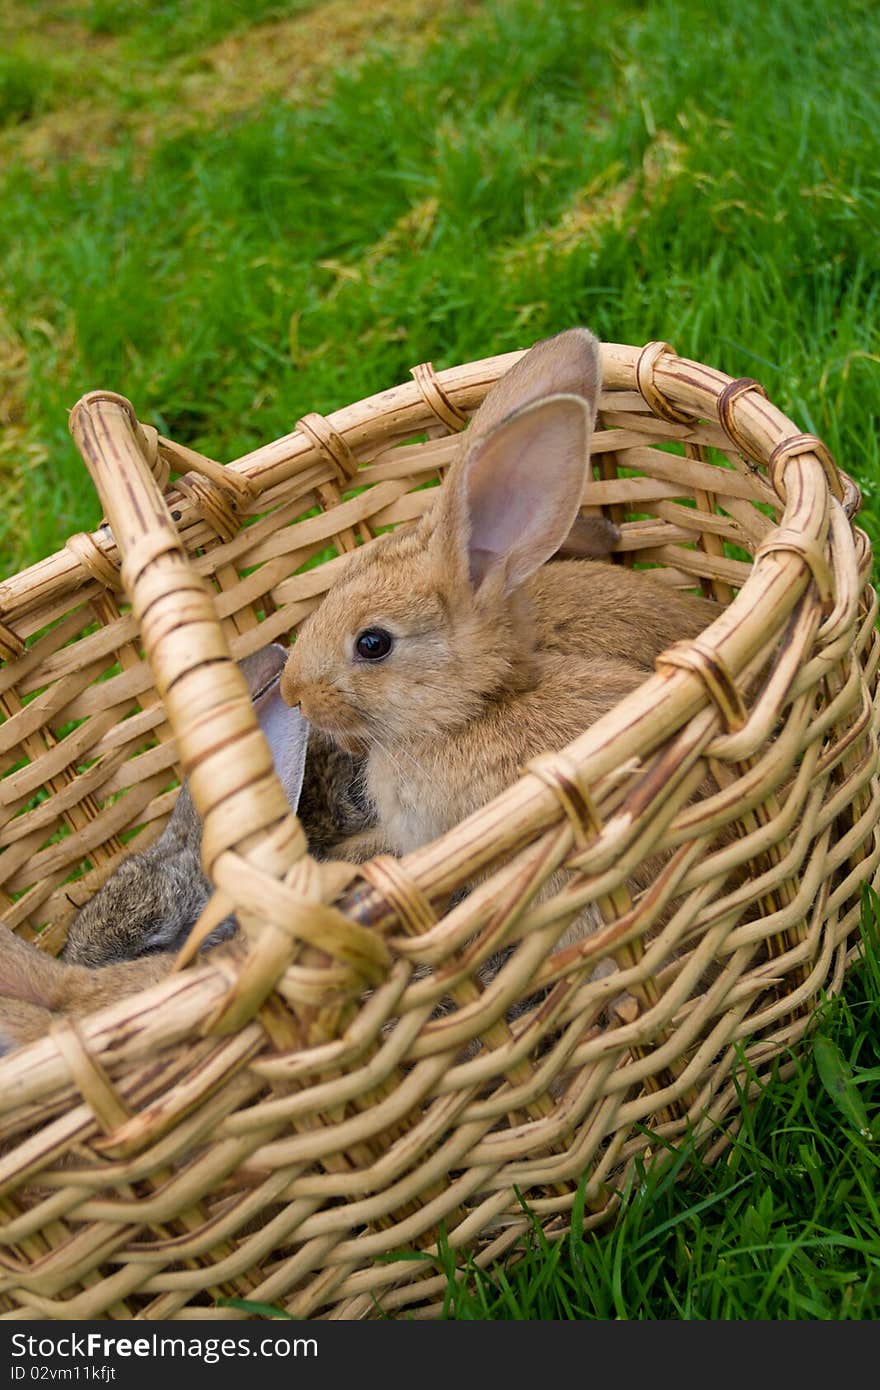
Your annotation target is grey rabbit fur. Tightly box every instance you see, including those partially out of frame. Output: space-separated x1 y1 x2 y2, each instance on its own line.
0 643 375 1053
63 643 374 968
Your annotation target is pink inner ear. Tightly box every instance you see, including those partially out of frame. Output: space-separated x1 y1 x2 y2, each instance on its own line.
464 394 591 595
468 546 498 589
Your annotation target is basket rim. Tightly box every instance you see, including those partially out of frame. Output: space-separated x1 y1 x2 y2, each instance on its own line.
0 340 860 639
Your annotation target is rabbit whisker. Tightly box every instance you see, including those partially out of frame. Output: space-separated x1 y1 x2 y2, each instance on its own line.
359 728 413 790
366 717 433 786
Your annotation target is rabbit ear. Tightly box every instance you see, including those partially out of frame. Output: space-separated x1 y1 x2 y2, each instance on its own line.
442 393 593 596
241 643 308 809
469 327 601 439
163 643 293 838
554 513 620 560
165 646 301 844
254 680 310 812
238 643 288 698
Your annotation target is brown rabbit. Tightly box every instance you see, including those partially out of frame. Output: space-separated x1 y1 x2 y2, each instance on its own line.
280 328 718 869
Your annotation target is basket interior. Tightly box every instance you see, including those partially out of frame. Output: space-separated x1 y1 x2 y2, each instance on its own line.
0 382 801 949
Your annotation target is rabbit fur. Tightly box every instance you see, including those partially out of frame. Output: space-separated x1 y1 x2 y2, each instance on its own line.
281 329 716 869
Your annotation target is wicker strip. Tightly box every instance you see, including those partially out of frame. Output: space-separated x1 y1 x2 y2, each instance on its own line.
769 432 845 504
50 1019 131 1134
174 473 243 544
525 752 601 850
410 361 469 433
296 413 359 484
133 422 169 494
64 532 122 592
717 376 769 463
635 341 698 426
68 393 349 1034
816 499 861 644
0 617 25 663
356 855 438 937
158 436 255 503
841 472 862 520
655 640 747 733
754 526 835 606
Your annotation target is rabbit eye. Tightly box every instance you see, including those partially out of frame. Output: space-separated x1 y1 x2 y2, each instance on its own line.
355 627 394 661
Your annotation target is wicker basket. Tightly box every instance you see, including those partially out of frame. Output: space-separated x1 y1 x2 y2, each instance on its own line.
0 339 877 1320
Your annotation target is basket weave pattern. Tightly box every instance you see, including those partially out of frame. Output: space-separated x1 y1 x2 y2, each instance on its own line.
0 341 877 1318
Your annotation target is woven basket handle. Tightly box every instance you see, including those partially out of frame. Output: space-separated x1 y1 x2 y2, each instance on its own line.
68 390 351 1032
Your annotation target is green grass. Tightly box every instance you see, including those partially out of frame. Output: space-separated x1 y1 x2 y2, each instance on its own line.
1 0 878 571
1 0 878 1320
79 0 317 56
0 47 54 128
2 0 319 66
409 891 880 1319
0 2 320 139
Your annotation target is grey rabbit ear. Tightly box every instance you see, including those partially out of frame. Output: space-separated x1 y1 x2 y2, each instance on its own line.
168 644 303 838
238 643 308 806
254 679 310 812
61 643 307 972
467 327 601 440
238 642 289 698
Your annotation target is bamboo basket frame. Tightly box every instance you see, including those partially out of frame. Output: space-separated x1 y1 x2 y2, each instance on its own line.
0 339 877 1319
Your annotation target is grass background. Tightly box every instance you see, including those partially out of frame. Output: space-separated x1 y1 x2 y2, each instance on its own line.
0 0 878 1317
